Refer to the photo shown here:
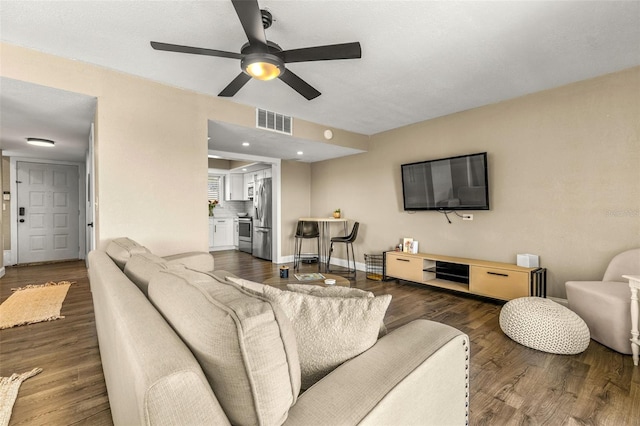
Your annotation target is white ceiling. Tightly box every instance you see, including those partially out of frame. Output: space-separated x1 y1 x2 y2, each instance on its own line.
1 1 639 162
0 78 96 162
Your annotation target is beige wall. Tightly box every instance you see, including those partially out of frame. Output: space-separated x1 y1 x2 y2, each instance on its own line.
0 42 365 258
280 160 312 256
311 67 640 298
208 158 231 169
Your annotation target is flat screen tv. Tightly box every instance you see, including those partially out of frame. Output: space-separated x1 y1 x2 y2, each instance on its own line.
401 152 489 211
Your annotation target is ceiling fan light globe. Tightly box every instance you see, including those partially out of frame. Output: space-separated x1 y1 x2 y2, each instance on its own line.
242 53 284 81
247 62 280 80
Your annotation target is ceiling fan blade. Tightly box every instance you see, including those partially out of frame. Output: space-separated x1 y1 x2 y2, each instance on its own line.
278 69 321 100
282 42 362 63
231 0 268 51
218 73 252 97
151 41 242 59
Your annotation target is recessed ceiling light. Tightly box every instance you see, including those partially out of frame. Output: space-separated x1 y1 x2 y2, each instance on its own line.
297 151 303 155
208 155 221 159
242 142 250 147
26 138 55 147
242 168 247 172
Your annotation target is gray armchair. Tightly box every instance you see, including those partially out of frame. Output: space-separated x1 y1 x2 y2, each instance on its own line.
565 248 640 354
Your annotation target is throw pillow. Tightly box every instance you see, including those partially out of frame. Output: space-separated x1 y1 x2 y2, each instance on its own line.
262 285 392 390
286 284 388 338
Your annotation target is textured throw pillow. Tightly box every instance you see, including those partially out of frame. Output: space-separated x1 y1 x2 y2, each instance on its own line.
286 284 388 339
263 285 392 390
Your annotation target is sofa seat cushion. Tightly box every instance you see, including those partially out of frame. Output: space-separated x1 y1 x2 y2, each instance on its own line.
148 267 301 426
263 285 392 390
105 237 149 270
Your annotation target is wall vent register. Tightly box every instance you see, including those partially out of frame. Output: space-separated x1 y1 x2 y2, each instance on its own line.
256 108 292 135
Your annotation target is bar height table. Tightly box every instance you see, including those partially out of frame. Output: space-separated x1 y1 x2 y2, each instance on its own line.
624 274 640 366
298 217 349 272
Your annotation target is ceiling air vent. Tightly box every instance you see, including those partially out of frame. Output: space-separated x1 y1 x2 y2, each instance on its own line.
256 108 293 135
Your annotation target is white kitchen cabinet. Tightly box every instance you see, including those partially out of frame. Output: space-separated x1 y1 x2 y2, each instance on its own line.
208 217 215 251
244 173 254 200
233 219 239 247
226 174 244 201
212 218 234 250
251 167 272 184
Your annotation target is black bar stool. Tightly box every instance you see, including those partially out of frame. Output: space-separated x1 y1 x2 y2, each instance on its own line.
327 222 359 277
293 221 320 271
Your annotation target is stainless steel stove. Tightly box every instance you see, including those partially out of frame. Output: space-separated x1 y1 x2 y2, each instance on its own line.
238 217 252 253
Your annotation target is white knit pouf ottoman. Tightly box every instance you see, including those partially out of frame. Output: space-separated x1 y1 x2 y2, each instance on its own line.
499 297 590 354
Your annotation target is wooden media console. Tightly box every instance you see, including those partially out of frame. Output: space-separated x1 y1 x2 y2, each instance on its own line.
385 251 546 301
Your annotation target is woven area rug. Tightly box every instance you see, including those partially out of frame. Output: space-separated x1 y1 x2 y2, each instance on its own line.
0 368 42 426
0 281 73 330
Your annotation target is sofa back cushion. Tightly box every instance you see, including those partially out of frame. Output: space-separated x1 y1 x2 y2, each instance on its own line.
124 253 170 296
105 237 149 270
148 267 300 426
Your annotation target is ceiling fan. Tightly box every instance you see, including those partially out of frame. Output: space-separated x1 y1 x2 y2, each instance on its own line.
151 0 362 100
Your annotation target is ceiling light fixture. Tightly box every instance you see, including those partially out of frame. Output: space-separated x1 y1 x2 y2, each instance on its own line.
242 142 250 146
297 151 303 155
26 138 55 147
241 53 284 81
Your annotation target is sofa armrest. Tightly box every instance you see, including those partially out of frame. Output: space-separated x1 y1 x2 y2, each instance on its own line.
163 251 214 272
284 319 469 426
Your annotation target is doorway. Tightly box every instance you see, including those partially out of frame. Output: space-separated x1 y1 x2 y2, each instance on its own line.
16 161 80 263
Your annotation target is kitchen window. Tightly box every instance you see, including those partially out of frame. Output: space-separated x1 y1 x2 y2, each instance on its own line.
208 174 224 202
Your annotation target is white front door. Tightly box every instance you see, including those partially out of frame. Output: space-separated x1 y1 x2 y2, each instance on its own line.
85 123 96 266
17 162 80 264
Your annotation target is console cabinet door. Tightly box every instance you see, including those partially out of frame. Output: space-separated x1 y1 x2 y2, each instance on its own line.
470 266 529 300
386 252 424 282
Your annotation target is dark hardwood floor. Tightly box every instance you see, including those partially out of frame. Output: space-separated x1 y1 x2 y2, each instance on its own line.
1 251 638 425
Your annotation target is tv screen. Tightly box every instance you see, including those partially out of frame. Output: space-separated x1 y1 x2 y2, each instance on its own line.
401 152 489 211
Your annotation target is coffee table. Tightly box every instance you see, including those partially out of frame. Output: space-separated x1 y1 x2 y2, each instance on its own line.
263 272 350 288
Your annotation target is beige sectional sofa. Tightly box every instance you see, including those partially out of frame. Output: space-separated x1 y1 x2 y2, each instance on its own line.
88 238 470 425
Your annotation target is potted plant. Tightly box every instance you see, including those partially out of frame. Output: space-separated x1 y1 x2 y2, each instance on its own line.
333 208 341 218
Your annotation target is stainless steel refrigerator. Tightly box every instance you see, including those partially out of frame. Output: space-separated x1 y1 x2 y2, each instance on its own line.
252 177 272 260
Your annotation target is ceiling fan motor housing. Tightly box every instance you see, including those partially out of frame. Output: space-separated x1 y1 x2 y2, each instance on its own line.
261 9 273 29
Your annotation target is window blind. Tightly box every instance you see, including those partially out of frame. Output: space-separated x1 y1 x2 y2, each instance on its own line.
208 175 222 201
